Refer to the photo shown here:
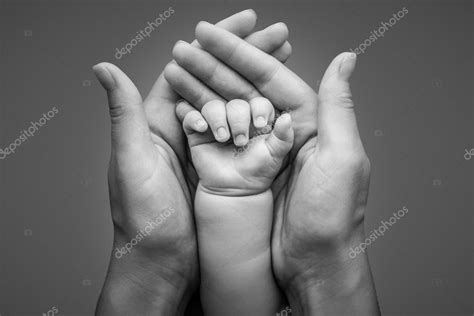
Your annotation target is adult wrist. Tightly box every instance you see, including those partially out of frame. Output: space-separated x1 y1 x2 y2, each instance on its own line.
284 248 380 316
96 241 195 316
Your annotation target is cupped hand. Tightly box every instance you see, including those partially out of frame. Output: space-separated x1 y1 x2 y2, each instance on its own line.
93 9 293 314
165 22 379 314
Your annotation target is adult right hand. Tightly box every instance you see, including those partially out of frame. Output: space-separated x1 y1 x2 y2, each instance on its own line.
165 22 379 316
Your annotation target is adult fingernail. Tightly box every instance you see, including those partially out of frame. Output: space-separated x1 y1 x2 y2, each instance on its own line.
340 52 356 73
338 52 357 78
344 52 356 62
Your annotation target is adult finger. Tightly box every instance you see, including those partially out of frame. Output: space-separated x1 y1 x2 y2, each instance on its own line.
195 22 312 111
195 13 291 62
192 9 257 47
170 22 292 107
145 9 258 110
172 41 260 103
270 41 292 63
164 62 223 107
243 22 291 62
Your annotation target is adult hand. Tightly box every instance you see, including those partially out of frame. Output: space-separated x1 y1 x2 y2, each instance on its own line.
166 22 379 315
93 10 293 315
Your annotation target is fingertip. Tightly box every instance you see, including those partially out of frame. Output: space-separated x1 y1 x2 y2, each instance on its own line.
226 98 249 108
249 96 273 128
195 21 213 41
273 22 289 39
235 9 257 26
176 99 190 111
163 61 181 81
339 52 357 79
276 112 292 128
273 113 294 142
216 126 230 142
283 41 292 56
265 112 293 159
92 62 106 73
92 62 115 90
254 116 267 128
272 41 292 63
195 118 208 132
175 99 187 117
244 8 257 20
234 134 248 147
172 40 189 60
182 109 208 135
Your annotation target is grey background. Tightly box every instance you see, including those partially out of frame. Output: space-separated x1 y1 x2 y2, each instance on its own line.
0 0 472 315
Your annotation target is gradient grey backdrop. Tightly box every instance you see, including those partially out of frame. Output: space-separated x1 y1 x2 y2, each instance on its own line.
1 0 472 315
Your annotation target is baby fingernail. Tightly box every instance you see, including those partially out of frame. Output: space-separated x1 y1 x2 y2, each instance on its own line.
196 119 206 129
255 116 266 127
217 127 227 140
235 134 247 146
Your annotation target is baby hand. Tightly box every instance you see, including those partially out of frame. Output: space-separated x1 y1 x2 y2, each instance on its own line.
177 97 294 196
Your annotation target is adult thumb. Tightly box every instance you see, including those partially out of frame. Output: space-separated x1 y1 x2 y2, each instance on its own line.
93 62 151 152
317 52 361 149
